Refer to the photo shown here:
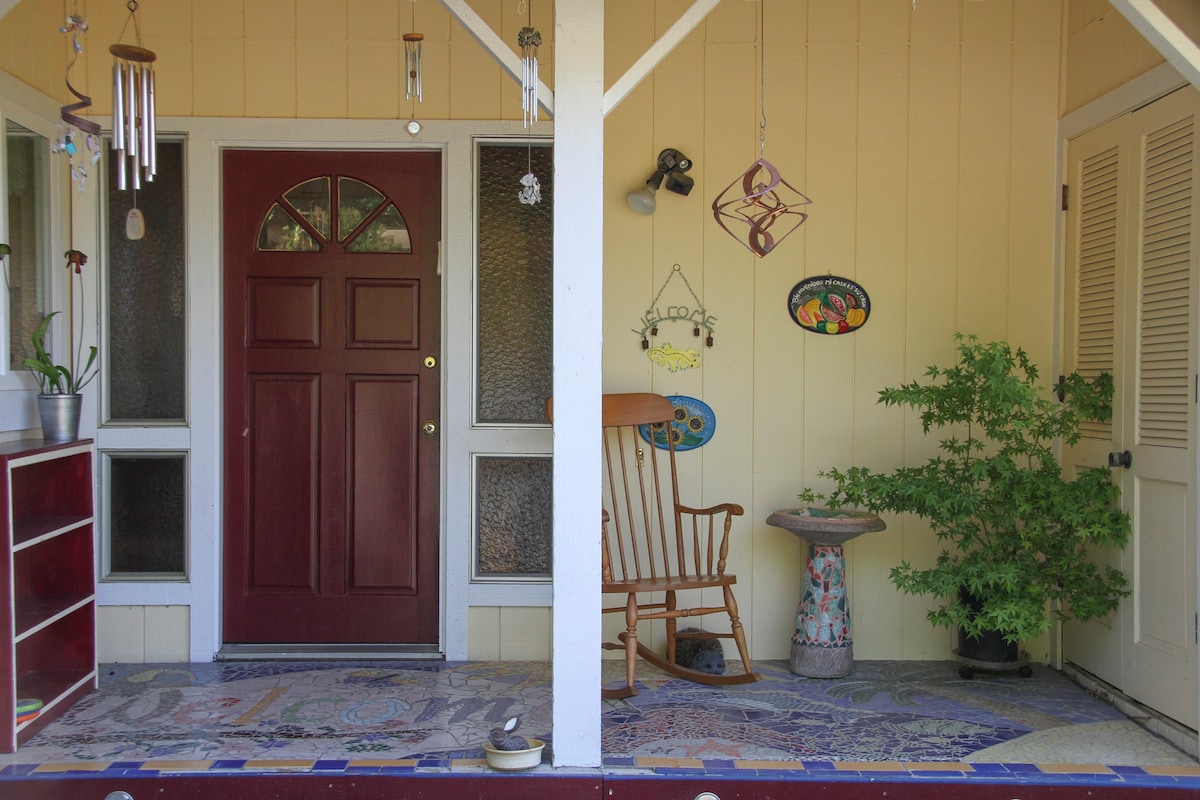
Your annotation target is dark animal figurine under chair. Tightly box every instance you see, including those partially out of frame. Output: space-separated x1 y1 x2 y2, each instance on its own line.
672 628 726 675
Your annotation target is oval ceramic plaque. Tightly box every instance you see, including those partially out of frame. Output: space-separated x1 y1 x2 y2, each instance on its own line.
787 275 870 335
639 395 716 451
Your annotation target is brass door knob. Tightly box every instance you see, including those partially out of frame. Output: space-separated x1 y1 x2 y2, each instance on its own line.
422 420 438 436
423 356 437 368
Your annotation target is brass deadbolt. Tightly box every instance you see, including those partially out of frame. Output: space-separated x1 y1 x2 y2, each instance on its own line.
422 420 438 436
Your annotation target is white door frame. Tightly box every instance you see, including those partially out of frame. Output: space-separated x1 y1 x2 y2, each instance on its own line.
84 117 546 663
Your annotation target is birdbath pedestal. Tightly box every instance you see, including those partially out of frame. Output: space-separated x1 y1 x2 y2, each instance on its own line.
766 508 886 678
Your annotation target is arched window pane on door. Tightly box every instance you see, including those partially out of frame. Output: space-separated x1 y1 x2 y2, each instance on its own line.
256 175 410 253
338 177 385 242
347 204 412 252
283 177 331 239
258 202 320 251
476 142 553 422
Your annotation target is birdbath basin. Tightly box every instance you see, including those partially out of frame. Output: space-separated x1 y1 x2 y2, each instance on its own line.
766 508 886 678
766 507 886 546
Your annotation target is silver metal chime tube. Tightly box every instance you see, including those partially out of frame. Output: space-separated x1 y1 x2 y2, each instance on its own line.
139 63 150 169
112 61 126 190
147 67 156 180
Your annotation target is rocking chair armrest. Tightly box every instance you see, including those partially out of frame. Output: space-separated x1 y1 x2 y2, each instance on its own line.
678 502 744 518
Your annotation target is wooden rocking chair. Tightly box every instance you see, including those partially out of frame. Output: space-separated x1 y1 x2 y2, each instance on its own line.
553 392 761 698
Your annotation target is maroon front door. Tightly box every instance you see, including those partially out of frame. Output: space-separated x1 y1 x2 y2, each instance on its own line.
222 150 441 645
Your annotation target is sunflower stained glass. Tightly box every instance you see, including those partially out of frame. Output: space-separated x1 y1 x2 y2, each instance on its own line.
638 395 716 451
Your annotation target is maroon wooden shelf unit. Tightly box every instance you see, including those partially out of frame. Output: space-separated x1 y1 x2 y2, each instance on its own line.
0 438 97 753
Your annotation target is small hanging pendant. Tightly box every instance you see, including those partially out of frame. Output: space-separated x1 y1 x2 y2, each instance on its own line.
126 208 146 240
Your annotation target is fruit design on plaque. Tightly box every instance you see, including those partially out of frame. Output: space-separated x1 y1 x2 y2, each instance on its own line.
787 275 870 335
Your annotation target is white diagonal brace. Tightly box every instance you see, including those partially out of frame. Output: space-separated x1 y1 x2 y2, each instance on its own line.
439 0 554 117
1109 0 1200 92
602 0 722 117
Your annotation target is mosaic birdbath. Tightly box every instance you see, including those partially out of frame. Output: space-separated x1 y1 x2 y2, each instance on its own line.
766 508 886 678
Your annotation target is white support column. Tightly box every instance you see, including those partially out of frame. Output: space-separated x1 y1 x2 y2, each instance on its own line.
550 0 604 770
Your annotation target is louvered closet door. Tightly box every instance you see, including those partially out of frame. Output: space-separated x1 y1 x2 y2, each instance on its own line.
1121 89 1198 729
1062 87 1198 731
1061 113 1131 688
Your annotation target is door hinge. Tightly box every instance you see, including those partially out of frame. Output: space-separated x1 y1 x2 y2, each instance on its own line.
1056 375 1065 402
1061 184 1069 211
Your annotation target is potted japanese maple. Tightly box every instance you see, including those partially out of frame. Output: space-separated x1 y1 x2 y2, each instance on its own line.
800 334 1130 668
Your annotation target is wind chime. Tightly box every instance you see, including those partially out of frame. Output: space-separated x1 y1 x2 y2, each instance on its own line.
110 0 157 200
711 0 811 257
403 0 423 136
56 3 102 193
516 0 541 205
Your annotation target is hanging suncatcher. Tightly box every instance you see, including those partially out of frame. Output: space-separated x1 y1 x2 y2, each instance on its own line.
711 0 811 257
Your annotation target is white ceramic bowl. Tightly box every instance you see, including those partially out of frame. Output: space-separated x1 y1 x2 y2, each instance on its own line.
483 738 545 770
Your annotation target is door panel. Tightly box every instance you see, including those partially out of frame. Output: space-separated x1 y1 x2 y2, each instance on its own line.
223 149 441 646
1061 114 1131 687
1062 88 1198 729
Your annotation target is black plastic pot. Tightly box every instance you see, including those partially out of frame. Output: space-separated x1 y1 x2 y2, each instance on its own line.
956 587 1019 664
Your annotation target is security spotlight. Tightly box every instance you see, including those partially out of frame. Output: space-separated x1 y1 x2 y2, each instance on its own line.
627 148 695 214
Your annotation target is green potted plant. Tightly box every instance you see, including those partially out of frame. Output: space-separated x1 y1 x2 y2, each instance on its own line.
800 334 1130 671
4 248 98 440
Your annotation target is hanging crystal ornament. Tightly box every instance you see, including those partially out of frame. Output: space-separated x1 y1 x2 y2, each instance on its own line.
110 0 157 192
57 5 101 192
517 0 541 128
711 0 811 257
518 168 541 205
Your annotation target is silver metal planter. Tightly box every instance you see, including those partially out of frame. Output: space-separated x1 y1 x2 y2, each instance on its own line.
37 393 83 441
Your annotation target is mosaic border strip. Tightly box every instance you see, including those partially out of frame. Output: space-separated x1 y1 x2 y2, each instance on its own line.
3 758 1199 789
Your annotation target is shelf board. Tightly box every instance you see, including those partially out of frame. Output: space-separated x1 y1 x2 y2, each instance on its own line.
15 595 95 642
12 515 93 550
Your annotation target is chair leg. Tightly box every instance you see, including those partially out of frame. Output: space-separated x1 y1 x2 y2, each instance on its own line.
665 590 678 666
623 592 638 694
724 584 758 679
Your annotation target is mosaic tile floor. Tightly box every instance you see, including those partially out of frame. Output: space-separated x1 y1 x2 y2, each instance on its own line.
1 659 1197 790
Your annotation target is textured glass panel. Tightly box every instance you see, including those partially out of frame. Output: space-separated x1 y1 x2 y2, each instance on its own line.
477 143 553 422
283 177 331 239
347 204 412 253
476 456 552 577
5 123 47 371
338 177 385 241
107 455 186 576
258 202 319 251
108 140 186 420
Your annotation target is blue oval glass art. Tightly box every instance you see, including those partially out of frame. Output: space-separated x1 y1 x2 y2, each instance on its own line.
638 395 716 451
